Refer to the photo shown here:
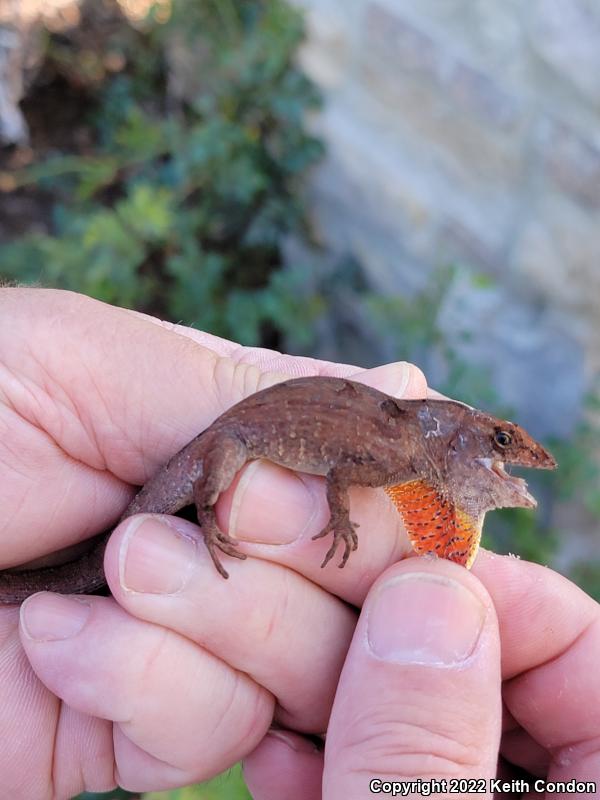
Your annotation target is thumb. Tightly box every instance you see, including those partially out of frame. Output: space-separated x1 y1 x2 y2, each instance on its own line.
324 559 501 799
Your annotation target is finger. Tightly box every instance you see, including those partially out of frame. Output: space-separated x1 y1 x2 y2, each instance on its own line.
324 558 501 799
243 731 323 800
212 362 427 604
0 606 117 798
18 592 274 792
104 514 357 732
474 552 600 788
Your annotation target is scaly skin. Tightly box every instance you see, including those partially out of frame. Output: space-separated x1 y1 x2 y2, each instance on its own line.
0 376 557 603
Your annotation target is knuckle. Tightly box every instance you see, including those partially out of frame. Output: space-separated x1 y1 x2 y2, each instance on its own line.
337 703 483 780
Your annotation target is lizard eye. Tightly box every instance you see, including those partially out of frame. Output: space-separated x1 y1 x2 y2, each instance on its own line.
494 430 512 448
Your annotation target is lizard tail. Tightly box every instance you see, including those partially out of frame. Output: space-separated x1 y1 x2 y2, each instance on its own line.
0 534 109 605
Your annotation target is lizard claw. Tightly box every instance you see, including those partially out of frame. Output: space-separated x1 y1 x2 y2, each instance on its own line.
203 527 247 579
320 536 337 569
314 519 359 569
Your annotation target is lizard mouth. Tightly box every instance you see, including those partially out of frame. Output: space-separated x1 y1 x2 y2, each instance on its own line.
477 458 537 508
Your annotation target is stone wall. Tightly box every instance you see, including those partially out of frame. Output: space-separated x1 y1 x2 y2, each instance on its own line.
291 0 600 438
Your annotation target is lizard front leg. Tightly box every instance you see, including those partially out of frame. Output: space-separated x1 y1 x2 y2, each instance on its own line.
312 471 359 569
193 434 249 578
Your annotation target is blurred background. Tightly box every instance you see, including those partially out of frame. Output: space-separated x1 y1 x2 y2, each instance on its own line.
0 0 599 797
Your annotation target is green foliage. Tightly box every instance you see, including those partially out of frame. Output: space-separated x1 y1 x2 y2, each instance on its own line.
1 0 324 347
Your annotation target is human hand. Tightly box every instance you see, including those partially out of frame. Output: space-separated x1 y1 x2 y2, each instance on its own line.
0 287 427 797
243 551 600 799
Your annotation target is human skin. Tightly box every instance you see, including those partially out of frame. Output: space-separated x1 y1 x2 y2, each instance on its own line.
1 288 599 799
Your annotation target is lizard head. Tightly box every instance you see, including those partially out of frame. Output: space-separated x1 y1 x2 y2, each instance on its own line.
447 407 557 513
386 399 557 569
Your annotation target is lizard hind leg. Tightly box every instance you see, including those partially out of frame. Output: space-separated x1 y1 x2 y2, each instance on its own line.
312 471 359 569
193 434 250 579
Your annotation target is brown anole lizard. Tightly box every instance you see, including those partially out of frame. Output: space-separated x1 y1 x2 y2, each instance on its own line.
0 376 556 603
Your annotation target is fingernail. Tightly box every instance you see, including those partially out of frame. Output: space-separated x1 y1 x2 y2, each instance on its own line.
120 516 198 594
367 573 486 666
21 593 91 641
229 460 317 543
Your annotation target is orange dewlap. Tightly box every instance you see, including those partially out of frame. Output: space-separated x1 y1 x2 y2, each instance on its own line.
385 480 483 568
